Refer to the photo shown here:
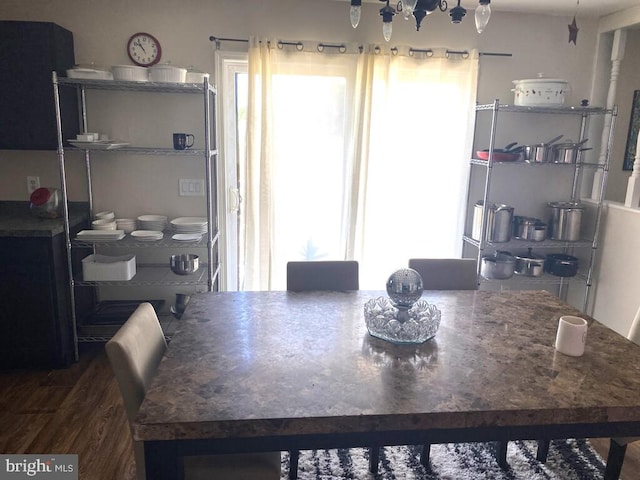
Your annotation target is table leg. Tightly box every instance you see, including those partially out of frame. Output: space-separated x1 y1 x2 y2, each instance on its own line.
420 443 431 469
494 441 509 469
289 449 299 480
604 439 627 480
144 441 182 480
536 439 550 462
368 445 380 473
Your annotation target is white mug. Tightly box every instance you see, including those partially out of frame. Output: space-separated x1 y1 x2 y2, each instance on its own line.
555 315 588 356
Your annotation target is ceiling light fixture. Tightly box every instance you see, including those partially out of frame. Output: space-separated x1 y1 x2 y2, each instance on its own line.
349 0 491 41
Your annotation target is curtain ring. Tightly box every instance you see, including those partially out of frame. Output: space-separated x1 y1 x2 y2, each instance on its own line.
409 48 415 57
339 45 347 54
358 45 364 54
462 51 470 59
317 44 324 52
426 50 434 57
296 42 304 51
374 45 381 55
277 41 284 50
391 47 399 56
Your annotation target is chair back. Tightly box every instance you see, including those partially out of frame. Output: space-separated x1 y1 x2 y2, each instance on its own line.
105 302 167 421
286 260 359 292
408 258 478 290
627 304 640 345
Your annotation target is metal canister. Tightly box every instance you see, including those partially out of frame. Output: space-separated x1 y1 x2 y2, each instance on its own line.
473 201 514 243
547 201 583 241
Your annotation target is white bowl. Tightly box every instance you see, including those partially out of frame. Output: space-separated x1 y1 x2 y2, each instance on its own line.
149 64 187 83
111 65 149 82
95 210 115 220
92 218 117 229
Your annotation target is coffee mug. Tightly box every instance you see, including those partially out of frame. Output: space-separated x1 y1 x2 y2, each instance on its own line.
173 133 195 150
555 315 588 356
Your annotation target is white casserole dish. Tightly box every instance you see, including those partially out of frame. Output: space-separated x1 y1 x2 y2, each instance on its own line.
512 75 569 106
111 65 149 82
67 66 113 80
82 254 136 281
149 64 187 83
185 69 210 83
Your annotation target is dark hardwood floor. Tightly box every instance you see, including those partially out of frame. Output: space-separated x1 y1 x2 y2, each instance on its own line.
1 343 639 480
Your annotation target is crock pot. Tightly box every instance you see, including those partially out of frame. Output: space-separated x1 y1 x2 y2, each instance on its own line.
512 74 569 106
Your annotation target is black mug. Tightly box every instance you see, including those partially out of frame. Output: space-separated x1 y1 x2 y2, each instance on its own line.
173 133 195 150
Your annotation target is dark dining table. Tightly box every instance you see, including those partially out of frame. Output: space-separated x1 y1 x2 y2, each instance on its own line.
133 290 640 480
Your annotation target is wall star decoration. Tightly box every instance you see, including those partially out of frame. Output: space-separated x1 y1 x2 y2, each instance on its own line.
568 16 579 44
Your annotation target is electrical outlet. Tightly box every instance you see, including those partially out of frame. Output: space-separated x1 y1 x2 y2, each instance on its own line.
179 179 205 197
27 176 40 195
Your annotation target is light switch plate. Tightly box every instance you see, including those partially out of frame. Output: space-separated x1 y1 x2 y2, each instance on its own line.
179 179 205 196
27 176 40 195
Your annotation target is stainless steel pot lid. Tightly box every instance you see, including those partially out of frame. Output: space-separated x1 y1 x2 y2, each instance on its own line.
548 201 584 209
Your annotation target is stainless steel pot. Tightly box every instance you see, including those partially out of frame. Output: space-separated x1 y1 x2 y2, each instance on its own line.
548 201 583 241
513 216 547 241
472 201 514 243
551 142 592 164
481 251 515 279
514 248 545 277
523 134 564 163
544 253 579 277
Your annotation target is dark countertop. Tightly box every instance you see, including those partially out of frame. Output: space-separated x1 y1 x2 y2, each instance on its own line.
0 201 89 237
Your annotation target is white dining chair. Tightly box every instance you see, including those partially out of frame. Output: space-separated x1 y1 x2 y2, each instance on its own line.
602 304 640 480
105 302 281 480
286 261 359 479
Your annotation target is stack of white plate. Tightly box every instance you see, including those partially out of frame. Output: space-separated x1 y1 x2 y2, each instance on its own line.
130 230 164 242
137 215 168 231
115 218 137 233
170 217 208 234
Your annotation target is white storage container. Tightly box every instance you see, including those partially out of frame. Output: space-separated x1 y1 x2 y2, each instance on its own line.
512 75 569 106
149 64 187 83
82 254 136 281
111 65 149 82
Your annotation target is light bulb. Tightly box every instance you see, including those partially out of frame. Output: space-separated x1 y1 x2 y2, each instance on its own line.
403 0 418 16
350 5 362 28
382 21 393 42
475 1 491 33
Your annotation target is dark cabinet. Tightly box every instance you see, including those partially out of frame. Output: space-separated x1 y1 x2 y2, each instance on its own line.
0 234 75 368
0 21 79 150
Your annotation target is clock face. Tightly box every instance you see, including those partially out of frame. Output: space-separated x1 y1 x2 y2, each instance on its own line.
127 32 161 67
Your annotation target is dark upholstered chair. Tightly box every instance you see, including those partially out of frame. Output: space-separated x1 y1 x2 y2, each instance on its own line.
106 302 281 480
408 258 478 290
286 260 359 479
286 260 359 292
373 259 479 472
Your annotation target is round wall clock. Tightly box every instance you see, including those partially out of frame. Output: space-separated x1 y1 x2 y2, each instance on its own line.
127 32 161 66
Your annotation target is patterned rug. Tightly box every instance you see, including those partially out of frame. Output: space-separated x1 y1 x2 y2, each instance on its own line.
281 440 605 479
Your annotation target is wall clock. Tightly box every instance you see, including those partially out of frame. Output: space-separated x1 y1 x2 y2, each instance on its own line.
127 32 161 67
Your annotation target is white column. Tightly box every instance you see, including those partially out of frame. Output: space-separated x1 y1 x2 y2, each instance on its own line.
591 29 627 200
625 133 640 207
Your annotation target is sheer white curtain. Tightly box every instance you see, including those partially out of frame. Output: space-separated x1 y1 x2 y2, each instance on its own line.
243 40 478 290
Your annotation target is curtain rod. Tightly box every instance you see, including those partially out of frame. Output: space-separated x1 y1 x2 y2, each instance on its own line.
208 36 512 57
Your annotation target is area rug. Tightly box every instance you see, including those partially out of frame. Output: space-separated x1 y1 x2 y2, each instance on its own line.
280 439 605 479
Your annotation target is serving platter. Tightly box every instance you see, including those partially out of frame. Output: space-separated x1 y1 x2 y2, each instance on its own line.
68 140 130 150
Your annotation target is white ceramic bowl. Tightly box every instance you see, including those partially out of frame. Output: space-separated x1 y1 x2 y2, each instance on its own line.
95 210 115 220
149 64 187 83
92 219 117 230
111 65 149 82
67 67 114 80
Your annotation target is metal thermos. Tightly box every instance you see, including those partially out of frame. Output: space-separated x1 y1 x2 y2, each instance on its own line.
473 201 514 243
